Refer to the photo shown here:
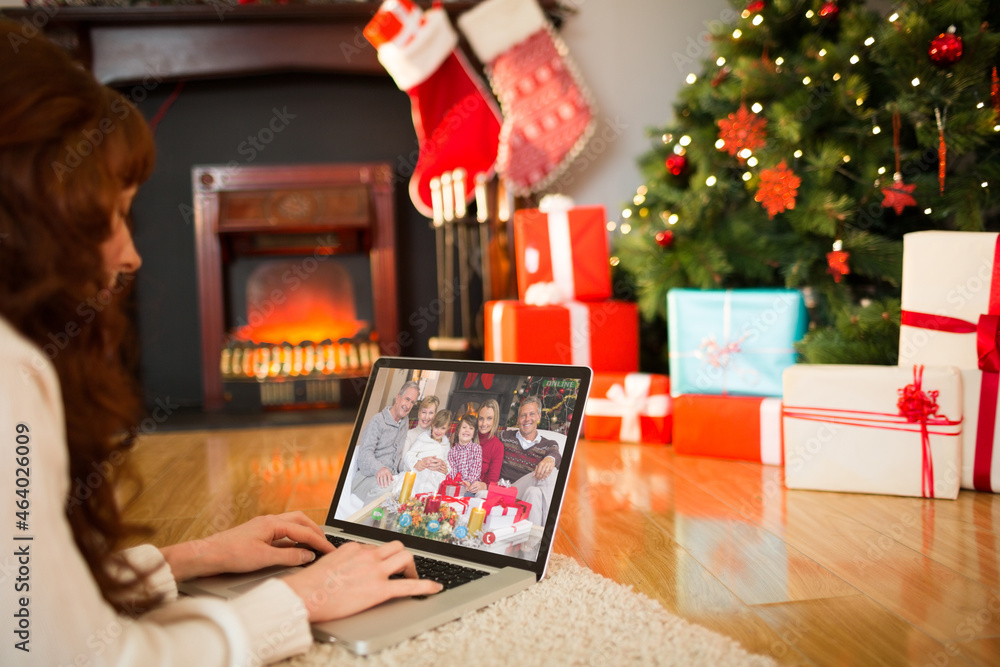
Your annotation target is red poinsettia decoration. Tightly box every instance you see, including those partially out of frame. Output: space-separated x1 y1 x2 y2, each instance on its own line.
755 161 800 218
717 104 767 158
881 173 917 214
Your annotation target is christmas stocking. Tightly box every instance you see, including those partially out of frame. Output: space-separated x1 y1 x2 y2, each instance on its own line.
458 0 596 196
364 0 502 218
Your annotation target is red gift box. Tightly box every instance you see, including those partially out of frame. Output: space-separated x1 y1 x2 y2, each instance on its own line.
584 372 672 444
484 300 638 373
438 472 463 498
673 394 783 465
512 499 532 523
514 205 611 302
483 482 517 511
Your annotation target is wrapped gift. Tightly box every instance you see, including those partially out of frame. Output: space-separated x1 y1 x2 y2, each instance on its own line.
899 231 1000 493
673 394 783 464
446 496 483 526
668 288 807 397
483 520 533 545
438 472 463 498
512 499 532 523
483 504 517 531
583 372 672 443
485 300 638 372
782 364 963 499
483 482 517 513
514 204 611 302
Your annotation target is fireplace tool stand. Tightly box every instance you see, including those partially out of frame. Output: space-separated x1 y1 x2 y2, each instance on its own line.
427 169 514 359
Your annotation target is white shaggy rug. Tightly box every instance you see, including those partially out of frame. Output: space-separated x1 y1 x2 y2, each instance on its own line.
281 554 776 667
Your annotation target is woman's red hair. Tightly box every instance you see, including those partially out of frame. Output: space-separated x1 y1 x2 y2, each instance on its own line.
0 20 157 612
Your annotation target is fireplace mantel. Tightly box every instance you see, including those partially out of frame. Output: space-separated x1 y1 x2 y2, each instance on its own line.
2 2 562 85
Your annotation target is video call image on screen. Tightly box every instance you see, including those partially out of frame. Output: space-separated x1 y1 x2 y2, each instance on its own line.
336 366 581 561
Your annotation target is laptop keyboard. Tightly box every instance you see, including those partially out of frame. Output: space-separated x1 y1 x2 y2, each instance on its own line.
304 535 489 593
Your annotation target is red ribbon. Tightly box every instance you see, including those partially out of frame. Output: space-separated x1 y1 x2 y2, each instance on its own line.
899 235 1000 492
896 365 939 498
782 365 960 498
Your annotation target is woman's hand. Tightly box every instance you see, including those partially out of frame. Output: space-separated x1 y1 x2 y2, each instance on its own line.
160 512 334 581
413 457 428 472
283 540 443 622
466 481 487 494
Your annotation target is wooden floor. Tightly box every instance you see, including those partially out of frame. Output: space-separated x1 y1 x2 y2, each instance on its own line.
121 423 1000 666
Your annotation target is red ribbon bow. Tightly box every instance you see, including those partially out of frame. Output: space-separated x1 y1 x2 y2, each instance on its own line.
897 365 939 498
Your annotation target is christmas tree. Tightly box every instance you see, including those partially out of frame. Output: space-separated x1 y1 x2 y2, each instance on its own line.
614 0 1000 368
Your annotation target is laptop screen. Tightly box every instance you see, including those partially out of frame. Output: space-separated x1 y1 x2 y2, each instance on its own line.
328 357 591 572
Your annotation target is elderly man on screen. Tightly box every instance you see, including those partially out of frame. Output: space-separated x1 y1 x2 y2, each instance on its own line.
497 396 560 527
352 380 421 501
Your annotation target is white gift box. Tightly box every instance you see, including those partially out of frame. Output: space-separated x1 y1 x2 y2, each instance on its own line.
482 504 517 532
958 369 1000 492
446 497 483 526
899 231 1000 493
899 231 1000 369
783 364 963 499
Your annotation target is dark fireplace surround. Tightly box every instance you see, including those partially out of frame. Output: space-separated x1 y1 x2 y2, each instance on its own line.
10 4 472 413
15 3 558 415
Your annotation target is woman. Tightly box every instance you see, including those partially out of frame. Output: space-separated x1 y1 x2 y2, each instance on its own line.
400 394 439 461
469 398 505 494
0 22 438 666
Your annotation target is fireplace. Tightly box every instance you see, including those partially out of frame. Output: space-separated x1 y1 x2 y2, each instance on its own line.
194 162 398 411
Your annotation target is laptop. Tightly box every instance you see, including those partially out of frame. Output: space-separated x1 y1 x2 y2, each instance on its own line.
179 356 591 655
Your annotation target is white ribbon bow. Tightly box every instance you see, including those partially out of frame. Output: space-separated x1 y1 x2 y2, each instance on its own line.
585 374 671 442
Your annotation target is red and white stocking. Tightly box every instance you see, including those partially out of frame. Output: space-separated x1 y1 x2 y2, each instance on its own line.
458 0 596 196
365 0 502 218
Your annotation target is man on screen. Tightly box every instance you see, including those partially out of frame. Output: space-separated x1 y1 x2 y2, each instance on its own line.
497 396 560 526
352 380 421 501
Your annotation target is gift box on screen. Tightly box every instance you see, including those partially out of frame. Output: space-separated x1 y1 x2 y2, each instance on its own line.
485 300 639 372
667 289 807 397
438 473 463 498
583 373 672 443
673 394 783 464
899 231 1000 493
483 482 517 512
483 504 517 531
782 364 963 499
514 205 611 302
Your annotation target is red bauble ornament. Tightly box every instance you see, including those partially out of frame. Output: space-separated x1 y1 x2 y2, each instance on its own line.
928 27 963 67
665 154 688 176
655 230 674 248
746 0 764 13
819 2 839 19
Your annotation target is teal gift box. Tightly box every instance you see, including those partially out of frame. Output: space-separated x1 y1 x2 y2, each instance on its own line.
667 288 808 397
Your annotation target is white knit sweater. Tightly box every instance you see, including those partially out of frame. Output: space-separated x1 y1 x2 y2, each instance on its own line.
0 316 313 666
